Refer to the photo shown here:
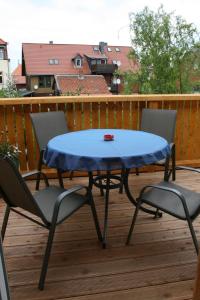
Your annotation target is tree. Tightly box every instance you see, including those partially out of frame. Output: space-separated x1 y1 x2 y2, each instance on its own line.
123 6 200 94
0 76 21 98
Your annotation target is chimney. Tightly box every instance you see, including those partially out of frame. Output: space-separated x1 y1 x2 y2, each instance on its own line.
99 41 107 54
49 41 53 44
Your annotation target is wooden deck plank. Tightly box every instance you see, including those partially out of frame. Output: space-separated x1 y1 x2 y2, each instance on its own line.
0 170 198 300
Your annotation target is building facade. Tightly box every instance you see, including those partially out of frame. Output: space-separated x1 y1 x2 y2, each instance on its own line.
0 39 10 90
22 41 137 96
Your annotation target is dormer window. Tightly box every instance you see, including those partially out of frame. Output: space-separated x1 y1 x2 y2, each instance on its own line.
72 54 83 68
107 47 112 52
75 58 82 68
115 47 120 52
49 59 59 65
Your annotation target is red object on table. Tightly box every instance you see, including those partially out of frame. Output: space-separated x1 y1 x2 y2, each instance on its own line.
104 134 114 141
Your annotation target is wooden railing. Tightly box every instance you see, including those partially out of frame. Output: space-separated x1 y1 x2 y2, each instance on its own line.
1 94 200 172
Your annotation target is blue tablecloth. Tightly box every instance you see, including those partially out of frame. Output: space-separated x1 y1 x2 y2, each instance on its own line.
44 129 170 171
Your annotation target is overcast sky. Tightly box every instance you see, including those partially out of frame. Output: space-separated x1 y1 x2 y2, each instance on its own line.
2 0 200 71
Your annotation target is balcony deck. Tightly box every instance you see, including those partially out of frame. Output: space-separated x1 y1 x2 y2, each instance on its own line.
0 170 198 300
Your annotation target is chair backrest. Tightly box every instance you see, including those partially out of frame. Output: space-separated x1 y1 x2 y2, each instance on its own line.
30 111 68 151
141 108 177 143
0 158 44 220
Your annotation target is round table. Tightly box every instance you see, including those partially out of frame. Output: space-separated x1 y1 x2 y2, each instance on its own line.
44 129 170 247
44 129 170 171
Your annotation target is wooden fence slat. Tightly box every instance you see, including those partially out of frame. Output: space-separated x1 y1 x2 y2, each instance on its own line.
0 106 6 141
74 103 82 131
91 102 99 129
116 102 122 129
15 105 27 170
107 102 115 128
123 101 131 129
100 102 107 128
83 102 91 129
66 103 75 131
24 105 35 171
6 105 16 145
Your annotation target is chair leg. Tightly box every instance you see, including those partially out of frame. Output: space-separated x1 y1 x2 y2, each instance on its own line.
69 171 74 180
38 224 56 290
36 152 43 190
119 169 124 194
164 155 170 182
89 195 102 242
57 169 64 188
187 218 199 255
126 200 142 245
1 205 10 241
171 145 176 181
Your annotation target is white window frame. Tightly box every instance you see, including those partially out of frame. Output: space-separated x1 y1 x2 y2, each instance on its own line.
75 58 82 68
0 49 4 60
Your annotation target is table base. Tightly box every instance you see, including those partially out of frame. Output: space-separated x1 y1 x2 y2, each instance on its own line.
88 169 162 248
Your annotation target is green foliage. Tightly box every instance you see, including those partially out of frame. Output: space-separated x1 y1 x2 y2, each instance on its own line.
123 6 200 94
0 141 19 160
0 76 21 98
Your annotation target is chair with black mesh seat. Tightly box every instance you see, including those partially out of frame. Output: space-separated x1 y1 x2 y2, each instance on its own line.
30 111 72 190
140 108 177 181
126 166 200 254
0 157 102 290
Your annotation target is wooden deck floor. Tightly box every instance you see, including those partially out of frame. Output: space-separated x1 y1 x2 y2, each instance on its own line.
0 170 199 300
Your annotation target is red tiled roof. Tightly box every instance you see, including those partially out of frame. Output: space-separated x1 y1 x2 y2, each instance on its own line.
22 43 136 75
55 75 110 95
12 64 26 85
0 38 7 45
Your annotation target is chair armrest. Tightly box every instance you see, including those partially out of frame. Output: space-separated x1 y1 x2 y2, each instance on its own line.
139 184 190 218
57 185 88 202
22 171 49 187
51 185 89 225
176 166 200 174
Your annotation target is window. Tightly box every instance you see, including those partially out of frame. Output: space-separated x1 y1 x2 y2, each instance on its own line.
0 49 4 60
38 76 52 88
91 59 96 65
107 47 112 52
115 47 120 52
48 59 59 65
0 72 2 84
112 60 117 64
75 58 82 68
93 46 99 51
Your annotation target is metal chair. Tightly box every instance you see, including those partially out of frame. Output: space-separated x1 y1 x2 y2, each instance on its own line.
126 166 200 254
0 157 102 290
30 111 72 190
0 235 10 300
139 108 177 181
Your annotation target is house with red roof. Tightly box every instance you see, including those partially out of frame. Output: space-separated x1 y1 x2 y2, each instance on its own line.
12 64 26 89
22 41 137 96
0 38 10 90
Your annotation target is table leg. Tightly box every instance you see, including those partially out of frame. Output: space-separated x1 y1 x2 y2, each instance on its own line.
102 171 111 248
